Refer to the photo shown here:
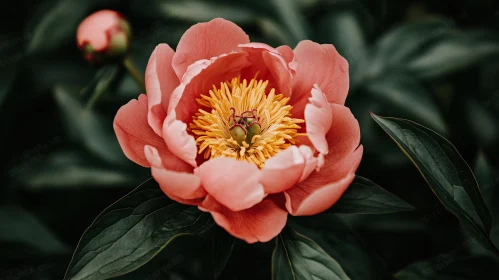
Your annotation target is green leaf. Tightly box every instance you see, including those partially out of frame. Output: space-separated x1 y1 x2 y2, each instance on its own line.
64 179 214 280
365 73 446 134
27 0 94 53
54 84 127 165
15 149 142 190
289 215 387 280
406 30 499 79
212 227 235 279
323 176 414 214
272 227 350 280
157 0 256 23
370 114 496 253
0 206 70 257
270 0 310 45
372 18 453 69
395 254 499 280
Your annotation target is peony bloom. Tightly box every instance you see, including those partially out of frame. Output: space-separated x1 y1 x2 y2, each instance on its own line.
114 18 363 243
76 10 131 63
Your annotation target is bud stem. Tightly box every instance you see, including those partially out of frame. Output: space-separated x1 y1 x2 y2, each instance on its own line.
123 56 146 92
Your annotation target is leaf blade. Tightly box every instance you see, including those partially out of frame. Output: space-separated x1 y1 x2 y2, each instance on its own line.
272 227 350 280
370 114 496 253
64 179 214 280
323 176 414 214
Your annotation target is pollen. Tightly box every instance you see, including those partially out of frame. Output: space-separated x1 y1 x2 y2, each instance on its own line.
189 77 305 168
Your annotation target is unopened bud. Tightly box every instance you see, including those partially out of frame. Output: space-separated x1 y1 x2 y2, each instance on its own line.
77 10 131 64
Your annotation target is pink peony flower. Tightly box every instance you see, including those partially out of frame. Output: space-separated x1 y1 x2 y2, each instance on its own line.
76 10 131 63
114 18 363 243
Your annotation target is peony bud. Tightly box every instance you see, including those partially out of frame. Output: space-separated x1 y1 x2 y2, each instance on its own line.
77 10 131 64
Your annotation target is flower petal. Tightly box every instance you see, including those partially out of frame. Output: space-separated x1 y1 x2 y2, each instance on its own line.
145 44 179 135
144 145 206 203
199 195 287 243
290 40 349 119
297 145 319 182
238 43 293 97
172 18 250 80
260 146 305 194
113 94 170 167
276 45 297 75
195 158 265 212
168 52 250 124
162 111 198 167
304 85 333 155
285 104 362 216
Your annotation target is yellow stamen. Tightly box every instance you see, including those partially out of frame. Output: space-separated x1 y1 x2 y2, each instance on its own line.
189 77 304 168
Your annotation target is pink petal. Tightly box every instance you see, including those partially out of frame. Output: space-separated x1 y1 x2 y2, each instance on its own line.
162 111 198 167
172 18 250 80
290 40 349 120
260 146 305 194
285 104 363 216
168 52 250 124
145 44 180 135
238 43 293 97
113 94 170 167
297 145 319 182
199 195 287 243
195 158 265 212
144 145 206 202
304 85 333 155
276 45 298 75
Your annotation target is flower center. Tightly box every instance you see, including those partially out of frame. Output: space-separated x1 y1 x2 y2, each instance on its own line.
189 77 304 168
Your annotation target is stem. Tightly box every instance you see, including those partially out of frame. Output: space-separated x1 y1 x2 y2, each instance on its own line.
123 56 146 92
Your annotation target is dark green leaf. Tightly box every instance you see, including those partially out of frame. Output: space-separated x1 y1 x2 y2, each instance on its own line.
395 254 499 280
371 114 496 253
365 73 446 134
54 84 127 165
0 206 70 256
64 179 214 280
407 30 499 79
323 176 414 214
157 0 256 23
16 150 142 190
272 227 350 280
372 18 453 68
289 216 387 280
27 0 94 53
212 227 235 279
270 0 310 45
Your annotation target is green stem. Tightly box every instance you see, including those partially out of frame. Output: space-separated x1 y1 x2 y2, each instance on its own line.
123 56 146 92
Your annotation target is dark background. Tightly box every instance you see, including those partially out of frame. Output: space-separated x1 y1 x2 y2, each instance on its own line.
1 0 499 279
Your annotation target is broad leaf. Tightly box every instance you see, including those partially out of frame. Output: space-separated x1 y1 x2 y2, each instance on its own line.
54 84 127 165
406 30 499 79
270 0 310 45
289 216 387 280
395 255 499 280
0 206 70 257
323 176 414 214
16 150 143 190
372 18 453 68
272 227 350 280
365 73 446 134
371 114 496 253
212 226 235 279
27 0 94 53
64 179 214 280
158 0 255 23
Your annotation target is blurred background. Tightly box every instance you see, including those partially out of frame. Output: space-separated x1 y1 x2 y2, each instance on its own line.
1 0 499 279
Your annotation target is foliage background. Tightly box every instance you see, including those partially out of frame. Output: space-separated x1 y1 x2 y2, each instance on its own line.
1 0 499 279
